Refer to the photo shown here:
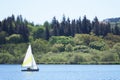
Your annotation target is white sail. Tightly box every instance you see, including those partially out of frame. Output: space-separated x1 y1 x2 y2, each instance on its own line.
22 44 38 69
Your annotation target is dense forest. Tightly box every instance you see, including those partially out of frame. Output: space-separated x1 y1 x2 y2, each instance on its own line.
0 15 120 64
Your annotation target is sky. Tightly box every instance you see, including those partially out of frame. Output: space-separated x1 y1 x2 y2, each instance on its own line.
0 0 120 24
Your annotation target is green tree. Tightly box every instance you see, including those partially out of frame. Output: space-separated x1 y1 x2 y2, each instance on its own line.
71 19 76 36
82 15 91 34
0 21 2 32
2 19 8 32
65 18 71 36
44 21 50 40
104 33 120 43
113 43 120 59
51 17 60 36
70 53 88 64
89 41 109 51
0 52 14 64
101 51 119 63
74 34 100 45
114 23 120 35
33 27 44 39
92 17 99 35
76 18 82 33
49 36 73 45
0 31 7 44
51 44 65 52
32 39 49 53
6 34 22 43
60 15 66 36
65 44 73 52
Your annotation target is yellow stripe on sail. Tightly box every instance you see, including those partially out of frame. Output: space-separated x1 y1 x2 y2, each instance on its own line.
22 55 32 67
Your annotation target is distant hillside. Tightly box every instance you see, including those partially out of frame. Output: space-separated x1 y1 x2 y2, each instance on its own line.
103 17 120 22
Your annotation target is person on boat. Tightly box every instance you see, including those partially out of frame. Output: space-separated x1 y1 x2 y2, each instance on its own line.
27 68 31 70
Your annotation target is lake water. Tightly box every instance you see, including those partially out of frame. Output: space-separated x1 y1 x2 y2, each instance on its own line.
0 65 120 80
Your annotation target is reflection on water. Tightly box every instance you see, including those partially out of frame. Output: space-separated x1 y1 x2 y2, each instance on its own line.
0 65 120 80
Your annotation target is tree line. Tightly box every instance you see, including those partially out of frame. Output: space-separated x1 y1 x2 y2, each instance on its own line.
0 15 29 44
45 15 120 40
0 15 120 44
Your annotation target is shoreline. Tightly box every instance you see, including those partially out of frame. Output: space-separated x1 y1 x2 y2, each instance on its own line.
1 62 120 65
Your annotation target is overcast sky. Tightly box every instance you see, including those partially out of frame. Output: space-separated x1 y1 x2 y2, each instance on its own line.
0 0 120 24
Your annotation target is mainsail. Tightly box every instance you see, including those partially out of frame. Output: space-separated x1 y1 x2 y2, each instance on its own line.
22 44 38 69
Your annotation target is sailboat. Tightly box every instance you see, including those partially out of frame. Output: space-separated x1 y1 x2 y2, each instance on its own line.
21 44 39 71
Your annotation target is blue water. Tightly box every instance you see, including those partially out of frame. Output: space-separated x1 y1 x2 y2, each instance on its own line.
0 65 120 80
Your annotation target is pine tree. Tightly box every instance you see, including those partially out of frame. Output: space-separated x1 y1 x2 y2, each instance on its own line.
114 23 120 35
107 22 111 33
0 21 2 32
60 15 66 36
65 18 71 36
104 22 111 36
71 19 76 37
51 17 59 36
82 15 91 34
44 21 50 40
76 17 81 33
2 19 8 32
92 17 99 35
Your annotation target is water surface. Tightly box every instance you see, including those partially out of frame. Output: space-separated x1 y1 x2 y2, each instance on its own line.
0 65 120 80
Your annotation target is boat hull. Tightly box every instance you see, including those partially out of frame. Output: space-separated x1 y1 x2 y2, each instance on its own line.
21 69 39 72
